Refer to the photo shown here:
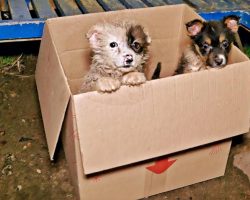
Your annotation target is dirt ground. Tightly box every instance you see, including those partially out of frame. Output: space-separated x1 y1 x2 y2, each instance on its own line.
0 42 250 200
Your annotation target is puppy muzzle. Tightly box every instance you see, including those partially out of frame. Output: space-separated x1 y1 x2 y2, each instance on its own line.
208 48 227 68
123 54 134 67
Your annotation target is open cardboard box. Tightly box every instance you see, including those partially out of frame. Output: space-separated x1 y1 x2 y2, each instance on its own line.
35 4 250 200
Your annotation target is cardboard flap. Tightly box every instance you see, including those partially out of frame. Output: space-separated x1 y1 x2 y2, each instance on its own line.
35 23 71 160
73 62 250 174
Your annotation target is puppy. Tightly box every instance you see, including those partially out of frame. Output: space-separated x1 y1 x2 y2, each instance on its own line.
79 21 151 93
176 15 240 74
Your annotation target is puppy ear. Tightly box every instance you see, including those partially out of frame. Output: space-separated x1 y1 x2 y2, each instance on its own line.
145 31 151 45
86 25 103 48
223 15 240 33
129 24 151 45
186 19 204 37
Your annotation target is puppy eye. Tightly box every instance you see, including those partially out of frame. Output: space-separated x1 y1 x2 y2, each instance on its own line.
110 42 118 48
133 42 141 50
222 40 229 48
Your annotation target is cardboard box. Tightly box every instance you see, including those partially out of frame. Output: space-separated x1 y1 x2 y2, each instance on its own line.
62 102 231 199
35 4 250 200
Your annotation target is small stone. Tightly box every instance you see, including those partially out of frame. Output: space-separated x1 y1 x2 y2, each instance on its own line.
53 181 59 186
66 194 73 198
9 154 16 162
22 143 31 150
21 119 26 123
36 169 41 174
1 165 13 176
16 185 22 191
0 130 5 136
7 171 12 176
29 162 34 167
5 153 16 162
9 91 17 98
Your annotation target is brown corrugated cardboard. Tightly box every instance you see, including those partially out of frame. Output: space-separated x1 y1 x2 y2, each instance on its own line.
35 4 250 199
35 24 71 159
62 98 231 200
73 59 250 174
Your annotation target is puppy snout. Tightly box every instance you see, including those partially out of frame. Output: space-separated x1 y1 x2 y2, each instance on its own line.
125 54 133 64
214 54 225 66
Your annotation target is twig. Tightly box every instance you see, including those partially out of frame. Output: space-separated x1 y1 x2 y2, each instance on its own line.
1 54 25 73
2 71 34 78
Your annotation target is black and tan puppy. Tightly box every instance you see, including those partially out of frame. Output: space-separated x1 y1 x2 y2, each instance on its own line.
176 15 240 74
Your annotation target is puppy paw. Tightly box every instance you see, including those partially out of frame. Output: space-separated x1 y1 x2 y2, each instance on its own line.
122 72 146 86
96 77 121 92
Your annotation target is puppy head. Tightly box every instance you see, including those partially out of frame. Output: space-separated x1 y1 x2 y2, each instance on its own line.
86 21 151 72
186 15 240 68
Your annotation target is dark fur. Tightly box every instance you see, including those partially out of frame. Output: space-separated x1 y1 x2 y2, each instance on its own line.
175 15 240 75
152 62 162 79
127 25 150 55
151 15 240 79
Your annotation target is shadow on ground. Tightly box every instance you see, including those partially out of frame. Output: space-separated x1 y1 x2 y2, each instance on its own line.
0 41 249 200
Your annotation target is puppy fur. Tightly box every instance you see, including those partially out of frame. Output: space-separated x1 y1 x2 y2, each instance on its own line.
79 21 151 93
176 15 240 74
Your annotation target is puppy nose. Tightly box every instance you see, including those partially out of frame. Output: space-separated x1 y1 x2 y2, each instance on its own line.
125 54 133 64
214 55 223 65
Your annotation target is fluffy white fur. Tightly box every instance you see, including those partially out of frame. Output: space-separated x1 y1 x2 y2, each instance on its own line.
79 21 151 93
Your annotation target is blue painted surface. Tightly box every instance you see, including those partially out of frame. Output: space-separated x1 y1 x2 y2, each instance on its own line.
0 20 45 40
200 10 250 29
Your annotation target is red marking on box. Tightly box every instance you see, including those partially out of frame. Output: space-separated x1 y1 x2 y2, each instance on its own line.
146 158 177 174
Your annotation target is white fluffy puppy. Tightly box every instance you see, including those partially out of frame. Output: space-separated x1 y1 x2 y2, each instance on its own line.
79 21 151 93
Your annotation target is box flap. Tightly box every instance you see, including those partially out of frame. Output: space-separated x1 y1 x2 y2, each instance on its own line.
73 62 250 174
35 23 71 160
